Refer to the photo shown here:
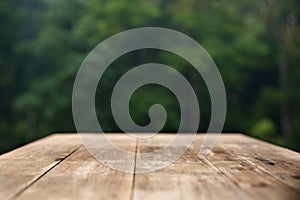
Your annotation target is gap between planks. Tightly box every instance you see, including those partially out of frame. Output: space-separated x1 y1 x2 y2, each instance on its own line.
10 146 81 200
199 135 300 200
2 134 300 200
130 138 138 200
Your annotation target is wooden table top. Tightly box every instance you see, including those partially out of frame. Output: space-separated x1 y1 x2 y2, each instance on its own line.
1 133 300 200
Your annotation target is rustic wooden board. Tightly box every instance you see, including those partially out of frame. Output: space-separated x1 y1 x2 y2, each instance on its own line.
215 134 300 192
16 134 136 200
0 134 81 200
133 134 251 200
0 133 299 200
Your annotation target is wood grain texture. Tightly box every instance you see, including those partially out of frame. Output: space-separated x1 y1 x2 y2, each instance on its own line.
133 135 251 200
0 134 81 200
0 133 299 200
17 134 136 200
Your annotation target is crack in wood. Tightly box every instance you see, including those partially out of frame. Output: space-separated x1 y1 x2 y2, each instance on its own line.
253 156 275 166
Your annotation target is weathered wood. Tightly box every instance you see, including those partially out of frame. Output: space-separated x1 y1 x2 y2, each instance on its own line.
0 133 299 200
0 134 81 200
133 134 251 200
17 134 136 200
199 139 300 199
215 134 300 192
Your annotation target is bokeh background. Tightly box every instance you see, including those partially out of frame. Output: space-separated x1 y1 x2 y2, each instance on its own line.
0 0 299 154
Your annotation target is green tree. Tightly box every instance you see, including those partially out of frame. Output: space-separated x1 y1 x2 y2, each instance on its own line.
1 0 299 153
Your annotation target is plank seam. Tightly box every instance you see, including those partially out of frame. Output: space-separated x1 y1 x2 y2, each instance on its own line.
199 155 253 200
10 145 81 200
130 138 138 200
217 141 300 194
238 155 300 194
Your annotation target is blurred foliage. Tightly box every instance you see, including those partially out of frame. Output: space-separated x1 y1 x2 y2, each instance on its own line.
0 0 300 153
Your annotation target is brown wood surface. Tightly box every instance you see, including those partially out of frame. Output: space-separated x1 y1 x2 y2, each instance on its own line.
0 133 299 200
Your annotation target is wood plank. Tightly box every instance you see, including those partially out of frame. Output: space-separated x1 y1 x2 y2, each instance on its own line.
198 134 300 200
16 134 136 200
1 133 300 200
0 134 81 200
0 134 80 161
214 134 300 192
133 134 251 200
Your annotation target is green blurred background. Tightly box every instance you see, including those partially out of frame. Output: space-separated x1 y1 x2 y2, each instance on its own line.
0 0 299 154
